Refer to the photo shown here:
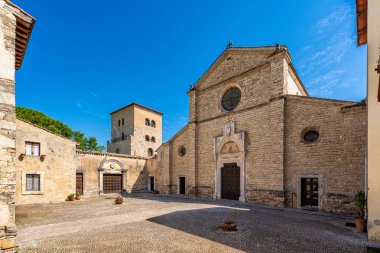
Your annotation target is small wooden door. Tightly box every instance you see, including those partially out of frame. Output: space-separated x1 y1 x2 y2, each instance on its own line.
149 176 155 191
76 173 83 195
221 163 240 200
179 177 186 194
301 178 319 207
103 174 122 193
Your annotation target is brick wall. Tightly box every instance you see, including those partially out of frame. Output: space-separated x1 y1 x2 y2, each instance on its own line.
284 96 366 214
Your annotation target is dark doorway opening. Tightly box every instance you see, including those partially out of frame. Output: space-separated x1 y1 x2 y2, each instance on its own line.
221 163 240 200
179 177 186 195
149 176 155 191
301 178 319 208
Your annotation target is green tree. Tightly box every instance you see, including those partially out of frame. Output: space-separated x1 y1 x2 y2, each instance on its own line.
87 136 105 152
16 106 105 151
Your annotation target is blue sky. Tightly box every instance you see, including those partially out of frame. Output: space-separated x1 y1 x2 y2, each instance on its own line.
13 0 366 146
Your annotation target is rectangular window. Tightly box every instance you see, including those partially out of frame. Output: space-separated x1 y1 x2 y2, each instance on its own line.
26 174 40 191
25 142 40 156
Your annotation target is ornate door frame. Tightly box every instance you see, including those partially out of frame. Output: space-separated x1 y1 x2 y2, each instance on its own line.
98 158 127 194
214 122 246 202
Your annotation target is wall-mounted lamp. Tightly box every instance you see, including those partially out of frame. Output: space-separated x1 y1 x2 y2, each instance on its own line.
40 154 46 162
19 153 25 161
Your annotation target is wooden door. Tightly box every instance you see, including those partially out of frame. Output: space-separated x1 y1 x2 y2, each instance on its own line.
179 177 186 194
76 173 83 195
221 163 240 200
301 178 319 207
103 174 122 193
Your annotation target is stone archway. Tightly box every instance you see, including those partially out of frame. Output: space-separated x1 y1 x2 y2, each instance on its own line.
98 158 127 194
214 122 246 202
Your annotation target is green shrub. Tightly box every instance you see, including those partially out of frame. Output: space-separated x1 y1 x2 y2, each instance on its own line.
66 193 75 201
355 191 367 219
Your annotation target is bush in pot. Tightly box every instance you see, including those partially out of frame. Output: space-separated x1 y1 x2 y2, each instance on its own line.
66 193 75 201
114 196 123 205
354 190 366 232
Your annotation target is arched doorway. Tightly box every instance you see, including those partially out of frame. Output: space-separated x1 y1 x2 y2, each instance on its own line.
98 158 127 194
214 122 246 202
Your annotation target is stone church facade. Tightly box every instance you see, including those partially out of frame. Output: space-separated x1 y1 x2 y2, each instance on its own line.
150 46 366 213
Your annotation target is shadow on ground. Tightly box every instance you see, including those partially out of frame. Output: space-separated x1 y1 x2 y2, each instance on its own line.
141 194 366 253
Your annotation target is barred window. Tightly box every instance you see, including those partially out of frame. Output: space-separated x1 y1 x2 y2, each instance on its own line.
26 174 40 191
25 142 40 156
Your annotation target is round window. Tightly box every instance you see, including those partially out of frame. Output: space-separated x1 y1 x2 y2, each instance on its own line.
303 130 319 143
221 87 241 111
178 146 186 156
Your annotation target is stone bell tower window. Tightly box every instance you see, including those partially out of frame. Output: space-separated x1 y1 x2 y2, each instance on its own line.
148 148 153 157
222 87 241 111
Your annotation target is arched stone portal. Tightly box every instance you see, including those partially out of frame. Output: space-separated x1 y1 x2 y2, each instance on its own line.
98 158 127 194
214 122 246 202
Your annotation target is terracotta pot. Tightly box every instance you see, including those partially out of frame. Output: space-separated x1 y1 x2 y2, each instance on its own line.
218 222 237 231
355 218 366 232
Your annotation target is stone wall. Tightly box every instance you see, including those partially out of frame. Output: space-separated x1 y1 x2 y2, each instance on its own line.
0 6 17 251
284 96 366 214
15 119 77 204
77 151 147 195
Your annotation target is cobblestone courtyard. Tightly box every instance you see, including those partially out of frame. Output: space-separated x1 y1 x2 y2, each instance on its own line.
16 194 366 253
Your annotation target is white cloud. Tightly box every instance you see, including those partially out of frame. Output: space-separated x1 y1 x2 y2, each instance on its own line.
89 91 98 97
308 70 347 97
316 5 351 33
295 4 356 98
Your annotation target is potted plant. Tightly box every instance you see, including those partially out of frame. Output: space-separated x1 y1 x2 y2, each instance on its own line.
66 193 75 201
218 220 237 231
75 192 81 200
114 196 123 205
355 190 367 232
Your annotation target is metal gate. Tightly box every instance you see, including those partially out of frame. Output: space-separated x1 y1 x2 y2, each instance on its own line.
76 173 83 195
221 163 240 200
103 174 122 193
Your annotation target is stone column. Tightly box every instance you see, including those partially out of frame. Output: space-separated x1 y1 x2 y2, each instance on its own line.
0 3 17 251
98 168 104 194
